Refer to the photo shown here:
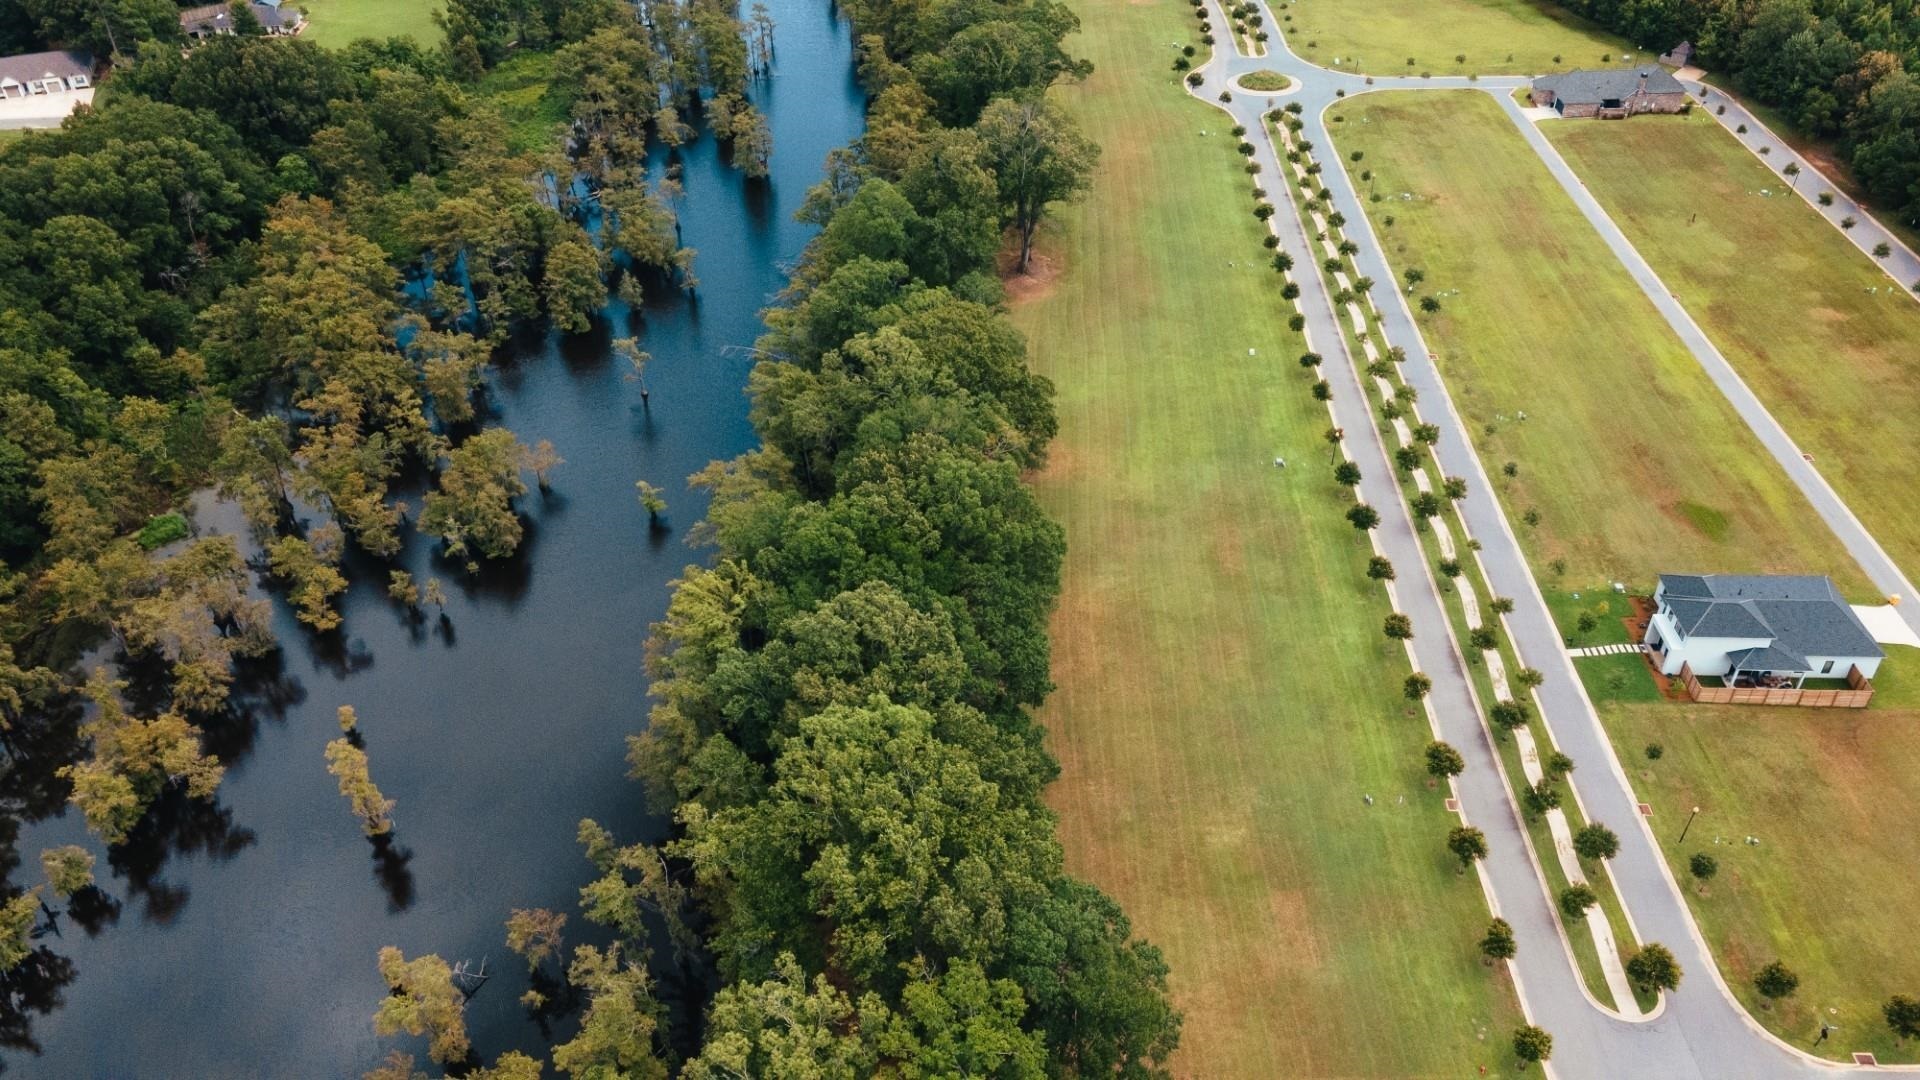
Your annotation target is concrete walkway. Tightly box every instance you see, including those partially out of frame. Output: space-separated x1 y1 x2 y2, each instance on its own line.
1567 643 1648 658
1187 8 1911 1075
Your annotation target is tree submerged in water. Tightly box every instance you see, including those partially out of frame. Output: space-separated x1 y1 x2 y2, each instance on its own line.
325 736 394 837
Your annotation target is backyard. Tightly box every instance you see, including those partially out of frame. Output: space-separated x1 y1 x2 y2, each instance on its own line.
1277 0 1630 76
1597 653 1920 1063
299 0 444 49
1547 110 1920 592
1011 4 1525 1074
1324 90 1873 610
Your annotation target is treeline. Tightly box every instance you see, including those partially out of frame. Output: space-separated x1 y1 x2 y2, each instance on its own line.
528 1 1179 1077
1562 0 1920 222
0 0 755 948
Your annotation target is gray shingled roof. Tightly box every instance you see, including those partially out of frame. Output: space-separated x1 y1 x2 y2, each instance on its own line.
1726 644 1810 672
1659 573 1883 666
180 1 301 34
1533 67 1684 105
0 49 91 86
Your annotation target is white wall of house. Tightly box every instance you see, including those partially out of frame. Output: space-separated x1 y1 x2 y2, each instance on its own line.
1798 654 1882 680
1656 631 1772 676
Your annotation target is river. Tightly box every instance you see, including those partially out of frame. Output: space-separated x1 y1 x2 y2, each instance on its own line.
10 3 864 1073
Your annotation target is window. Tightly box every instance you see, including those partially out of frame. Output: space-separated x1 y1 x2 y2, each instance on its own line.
1821 660 1834 674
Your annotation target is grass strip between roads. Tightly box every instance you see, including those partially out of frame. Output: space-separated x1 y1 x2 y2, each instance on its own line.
1008 0 1524 1072
1546 109 1920 594
1272 113 1652 1013
1324 90 1874 617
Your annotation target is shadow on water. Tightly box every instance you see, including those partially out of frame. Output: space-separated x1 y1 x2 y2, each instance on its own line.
7 0 865 1070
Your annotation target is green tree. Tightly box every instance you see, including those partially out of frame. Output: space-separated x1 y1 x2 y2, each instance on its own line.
421 429 532 564
325 737 394 836
1447 825 1488 869
636 480 668 521
1347 504 1380 530
682 952 873 1078
1513 1025 1553 1068
1383 613 1413 640
1367 555 1395 580
1626 943 1682 992
1481 917 1516 963
543 233 609 333
551 944 669 1078
1405 672 1432 700
1754 961 1799 1002
505 908 567 972
1887 995 1920 1040
39 846 94 898
373 947 469 1066
1425 740 1464 777
0 890 40 973
1559 884 1596 921
975 97 1099 271
1573 823 1619 861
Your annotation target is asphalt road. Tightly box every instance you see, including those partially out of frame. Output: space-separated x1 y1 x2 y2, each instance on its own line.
1187 9 1914 1076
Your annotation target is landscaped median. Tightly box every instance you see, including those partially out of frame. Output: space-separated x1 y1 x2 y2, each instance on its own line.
1267 106 1668 1017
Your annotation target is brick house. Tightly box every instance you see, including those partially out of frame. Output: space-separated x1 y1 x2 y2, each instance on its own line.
1530 67 1688 118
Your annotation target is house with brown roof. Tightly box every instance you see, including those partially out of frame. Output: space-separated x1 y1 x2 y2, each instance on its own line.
1530 67 1687 119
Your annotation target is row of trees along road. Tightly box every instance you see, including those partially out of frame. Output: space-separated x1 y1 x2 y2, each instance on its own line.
0 0 772 1026
366 0 1182 1076
1559 0 1920 226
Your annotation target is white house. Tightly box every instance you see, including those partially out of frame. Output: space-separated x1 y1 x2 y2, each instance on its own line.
1646 574 1884 685
0 49 93 101
180 0 306 39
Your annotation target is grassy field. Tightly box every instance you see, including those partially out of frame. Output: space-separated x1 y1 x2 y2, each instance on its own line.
1546 111 1920 593
300 0 444 49
1600 653 1920 1062
1279 0 1631 76
1324 91 1872 607
1012 3 1525 1074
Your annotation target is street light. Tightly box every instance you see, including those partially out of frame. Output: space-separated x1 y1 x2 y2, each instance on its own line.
1677 805 1701 844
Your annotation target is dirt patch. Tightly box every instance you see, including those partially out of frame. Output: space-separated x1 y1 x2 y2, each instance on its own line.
1808 307 1846 323
1000 246 1064 306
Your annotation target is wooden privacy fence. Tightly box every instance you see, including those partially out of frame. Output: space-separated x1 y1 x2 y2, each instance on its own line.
1679 663 1874 708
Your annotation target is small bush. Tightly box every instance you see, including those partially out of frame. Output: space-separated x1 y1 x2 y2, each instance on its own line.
1842 215 1857 229
1645 742 1664 760
137 512 189 551
1875 242 1892 258
1690 852 1717 879
1818 191 1834 205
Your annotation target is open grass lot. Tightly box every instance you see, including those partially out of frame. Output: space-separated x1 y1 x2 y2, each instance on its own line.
1325 91 1872 605
1010 5 1523 1074
1547 111 1920 591
300 0 444 49
1599 652 1920 1062
1279 0 1629 76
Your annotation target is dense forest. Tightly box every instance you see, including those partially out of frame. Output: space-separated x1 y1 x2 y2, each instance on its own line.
0 0 1177 1074
1561 0 1920 222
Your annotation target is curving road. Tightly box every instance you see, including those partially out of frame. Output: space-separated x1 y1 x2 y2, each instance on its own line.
1184 9 1917 1077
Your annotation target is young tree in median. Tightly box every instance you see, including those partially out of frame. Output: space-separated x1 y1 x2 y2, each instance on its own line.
1367 556 1395 580
1425 740 1464 778
374 947 470 1066
1754 961 1799 1003
1348 504 1380 530
1384 613 1414 641
975 97 1099 271
1513 1025 1553 1068
1626 943 1682 993
1447 825 1488 870
1559 884 1596 921
1481 917 1516 963
1573 823 1619 861
1489 699 1530 731
1404 672 1431 700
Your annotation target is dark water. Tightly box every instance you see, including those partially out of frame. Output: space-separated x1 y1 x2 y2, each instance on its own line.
13 5 863 1075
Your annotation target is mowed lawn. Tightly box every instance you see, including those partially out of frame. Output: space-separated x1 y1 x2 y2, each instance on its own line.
1325 91 1872 602
300 0 444 49
1013 6 1523 1075
1599 653 1920 1063
1548 111 1920 592
1280 0 1628 76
